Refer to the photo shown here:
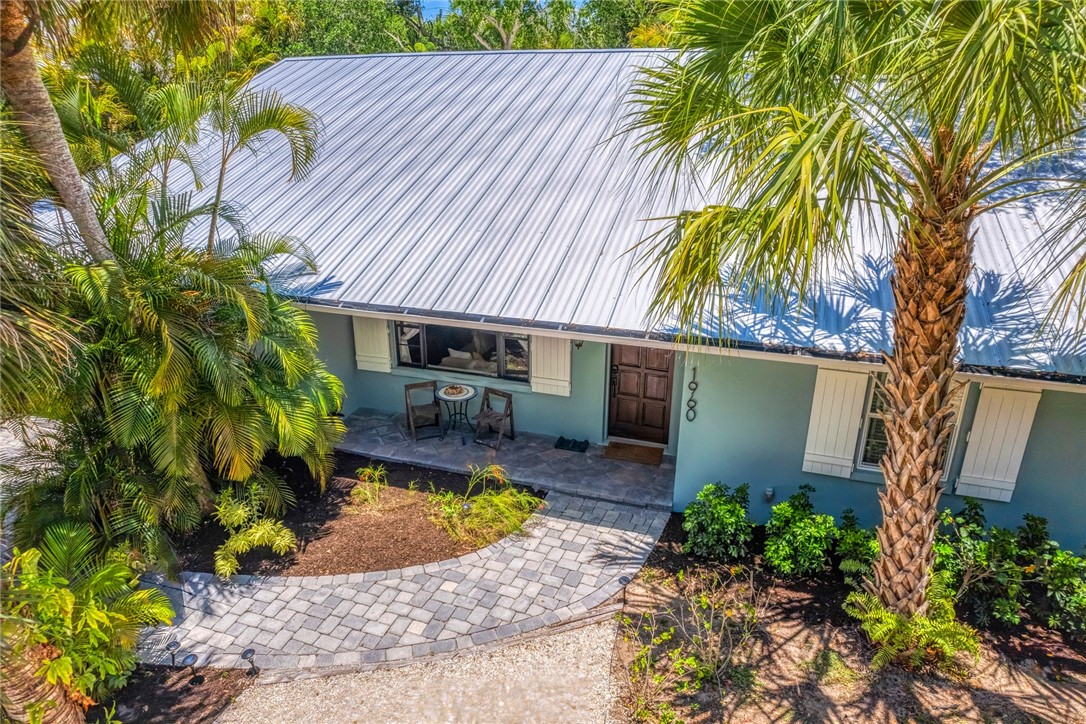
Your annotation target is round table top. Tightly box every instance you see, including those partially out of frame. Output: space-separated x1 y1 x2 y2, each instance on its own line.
436 384 478 402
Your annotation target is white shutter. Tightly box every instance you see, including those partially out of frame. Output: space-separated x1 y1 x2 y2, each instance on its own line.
352 316 391 372
802 368 869 478
529 336 571 396
956 387 1041 502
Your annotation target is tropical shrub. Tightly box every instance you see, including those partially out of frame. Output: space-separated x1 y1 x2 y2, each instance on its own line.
844 570 979 673
212 473 298 578
682 483 753 561
836 509 878 589
0 523 174 721
351 465 389 508
764 485 836 575
430 465 542 547
1039 549 1086 640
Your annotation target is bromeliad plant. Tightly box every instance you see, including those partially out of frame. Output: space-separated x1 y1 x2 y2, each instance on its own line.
430 465 542 547
627 0 1086 618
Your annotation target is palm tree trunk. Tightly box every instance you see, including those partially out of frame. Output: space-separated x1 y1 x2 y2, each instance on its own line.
1 642 86 724
0 0 113 263
870 164 974 617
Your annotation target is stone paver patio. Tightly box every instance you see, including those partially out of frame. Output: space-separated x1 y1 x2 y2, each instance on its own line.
338 407 675 509
140 491 668 670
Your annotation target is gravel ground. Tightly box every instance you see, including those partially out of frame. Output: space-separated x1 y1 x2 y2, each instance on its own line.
216 621 621 724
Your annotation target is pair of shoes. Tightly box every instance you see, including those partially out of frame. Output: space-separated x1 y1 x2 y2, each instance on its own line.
554 437 589 453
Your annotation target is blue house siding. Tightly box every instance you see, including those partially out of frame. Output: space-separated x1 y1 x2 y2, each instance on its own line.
673 353 1086 549
310 310 612 444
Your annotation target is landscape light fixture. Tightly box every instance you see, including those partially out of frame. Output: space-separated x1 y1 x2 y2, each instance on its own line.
619 576 631 586
181 653 203 685
241 648 260 677
165 641 180 667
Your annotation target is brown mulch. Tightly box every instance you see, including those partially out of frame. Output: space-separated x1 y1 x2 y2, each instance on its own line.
614 513 1086 724
175 452 543 577
88 665 252 724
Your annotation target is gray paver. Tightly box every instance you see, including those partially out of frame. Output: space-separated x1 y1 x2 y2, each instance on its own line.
138 490 665 671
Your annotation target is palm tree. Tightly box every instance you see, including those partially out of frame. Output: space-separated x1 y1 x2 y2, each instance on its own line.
1 522 174 723
0 0 228 262
628 0 1086 616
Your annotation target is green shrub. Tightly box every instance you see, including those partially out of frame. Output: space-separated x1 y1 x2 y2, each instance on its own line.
764 485 836 575
430 465 542 547
844 570 980 673
1041 549 1086 639
682 483 753 561
350 465 389 507
836 509 878 589
213 473 298 578
1 523 174 718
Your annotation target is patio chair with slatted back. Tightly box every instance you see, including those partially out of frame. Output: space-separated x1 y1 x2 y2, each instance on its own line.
404 381 443 441
473 388 515 450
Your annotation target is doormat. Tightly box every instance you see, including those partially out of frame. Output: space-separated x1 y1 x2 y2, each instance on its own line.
603 442 664 466
554 436 590 453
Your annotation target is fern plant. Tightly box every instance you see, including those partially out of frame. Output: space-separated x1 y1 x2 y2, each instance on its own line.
844 570 980 673
212 472 297 577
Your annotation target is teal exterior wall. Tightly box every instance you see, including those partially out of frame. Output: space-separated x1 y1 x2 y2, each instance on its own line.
673 353 1086 550
310 310 611 444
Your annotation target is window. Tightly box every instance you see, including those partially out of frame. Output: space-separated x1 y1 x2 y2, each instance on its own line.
394 322 530 382
857 374 964 478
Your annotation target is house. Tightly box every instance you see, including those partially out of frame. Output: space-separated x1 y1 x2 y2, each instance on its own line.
179 49 1085 548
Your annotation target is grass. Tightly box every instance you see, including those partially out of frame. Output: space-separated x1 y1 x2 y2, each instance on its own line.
802 648 860 686
429 464 543 547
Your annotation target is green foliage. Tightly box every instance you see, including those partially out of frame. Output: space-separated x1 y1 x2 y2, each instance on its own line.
1 523 174 707
351 465 389 508
429 465 542 547
1039 549 1086 640
681 483 753 561
835 509 878 589
275 0 411 56
764 485 836 576
844 570 980 673
212 473 298 578
802 648 859 686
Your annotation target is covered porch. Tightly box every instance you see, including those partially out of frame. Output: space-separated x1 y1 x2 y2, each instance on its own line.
336 408 675 509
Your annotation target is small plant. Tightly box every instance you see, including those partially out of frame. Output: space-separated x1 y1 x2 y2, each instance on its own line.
213 473 297 578
350 465 389 508
836 509 878 589
1041 549 1086 639
764 485 836 575
429 465 542 547
682 483 753 561
802 648 859 686
1 523 174 720
844 570 980 673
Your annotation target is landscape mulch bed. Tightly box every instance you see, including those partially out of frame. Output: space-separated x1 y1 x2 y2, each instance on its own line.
614 513 1086 723
88 665 252 724
175 452 544 577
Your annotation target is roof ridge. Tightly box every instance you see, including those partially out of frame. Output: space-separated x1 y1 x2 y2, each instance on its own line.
276 48 675 63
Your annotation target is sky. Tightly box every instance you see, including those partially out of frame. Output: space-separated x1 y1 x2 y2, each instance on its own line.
421 1 451 18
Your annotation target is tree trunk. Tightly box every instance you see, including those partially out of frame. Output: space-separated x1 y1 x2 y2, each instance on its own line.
0 642 86 724
0 0 113 263
870 158 974 617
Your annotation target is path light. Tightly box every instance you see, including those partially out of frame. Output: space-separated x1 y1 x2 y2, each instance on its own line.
619 576 631 585
165 641 180 667
241 648 260 677
181 653 203 686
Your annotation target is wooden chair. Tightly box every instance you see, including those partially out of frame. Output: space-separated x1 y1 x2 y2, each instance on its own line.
404 381 443 441
473 388 515 450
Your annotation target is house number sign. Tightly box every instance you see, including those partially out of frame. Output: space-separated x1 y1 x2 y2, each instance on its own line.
686 367 698 421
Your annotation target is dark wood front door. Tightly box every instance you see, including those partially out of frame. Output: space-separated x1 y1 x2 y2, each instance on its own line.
607 344 674 444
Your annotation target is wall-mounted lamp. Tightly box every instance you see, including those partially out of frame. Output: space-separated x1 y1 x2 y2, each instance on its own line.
764 488 775 502
573 340 584 349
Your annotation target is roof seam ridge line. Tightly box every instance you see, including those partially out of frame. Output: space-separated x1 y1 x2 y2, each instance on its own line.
278 49 675 63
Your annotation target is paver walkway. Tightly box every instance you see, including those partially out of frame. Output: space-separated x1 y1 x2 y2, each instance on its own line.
339 408 675 509
140 492 668 670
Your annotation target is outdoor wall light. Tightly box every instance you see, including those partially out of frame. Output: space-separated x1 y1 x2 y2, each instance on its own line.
165 640 180 667
573 340 584 349
241 648 259 677
764 488 775 502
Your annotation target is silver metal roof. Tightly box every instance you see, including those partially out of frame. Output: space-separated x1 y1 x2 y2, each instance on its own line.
170 49 1083 380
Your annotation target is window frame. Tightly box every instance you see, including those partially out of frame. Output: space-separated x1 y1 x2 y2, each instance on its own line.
856 374 966 481
393 321 530 382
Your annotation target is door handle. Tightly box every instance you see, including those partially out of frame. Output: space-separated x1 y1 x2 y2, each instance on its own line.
610 365 618 398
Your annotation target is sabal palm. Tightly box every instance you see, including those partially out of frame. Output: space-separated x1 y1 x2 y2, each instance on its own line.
628 0 1086 616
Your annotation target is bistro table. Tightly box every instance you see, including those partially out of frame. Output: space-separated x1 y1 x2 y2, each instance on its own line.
436 383 478 444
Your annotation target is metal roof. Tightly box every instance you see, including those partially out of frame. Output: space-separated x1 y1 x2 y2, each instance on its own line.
170 49 1084 380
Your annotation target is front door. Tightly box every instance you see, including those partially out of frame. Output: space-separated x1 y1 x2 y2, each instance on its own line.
607 344 674 445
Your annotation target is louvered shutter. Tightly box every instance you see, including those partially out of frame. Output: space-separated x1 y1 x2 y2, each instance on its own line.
529 336 571 396
956 387 1041 502
802 368 869 478
352 317 391 372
